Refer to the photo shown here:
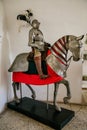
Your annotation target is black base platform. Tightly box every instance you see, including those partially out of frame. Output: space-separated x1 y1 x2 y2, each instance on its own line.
7 97 75 130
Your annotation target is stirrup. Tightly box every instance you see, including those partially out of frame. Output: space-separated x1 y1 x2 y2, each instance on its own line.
40 74 49 79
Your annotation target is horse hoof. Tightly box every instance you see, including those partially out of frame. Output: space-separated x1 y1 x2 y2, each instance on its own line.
15 99 21 104
55 105 61 112
31 94 36 99
63 97 69 104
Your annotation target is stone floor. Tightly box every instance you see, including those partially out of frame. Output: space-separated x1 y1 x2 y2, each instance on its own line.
0 103 87 130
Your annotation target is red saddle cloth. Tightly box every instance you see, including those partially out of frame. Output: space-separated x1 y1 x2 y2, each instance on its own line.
12 50 63 85
13 65 63 85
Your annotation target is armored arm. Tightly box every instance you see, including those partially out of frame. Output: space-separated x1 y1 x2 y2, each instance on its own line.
28 28 37 47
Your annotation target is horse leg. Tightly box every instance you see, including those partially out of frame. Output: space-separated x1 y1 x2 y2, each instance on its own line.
53 83 61 111
61 79 71 104
12 82 20 103
53 79 71 111
25 84 36 99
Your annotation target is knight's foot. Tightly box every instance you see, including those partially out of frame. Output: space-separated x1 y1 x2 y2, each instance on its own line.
40 74 49 79
55 105 61 112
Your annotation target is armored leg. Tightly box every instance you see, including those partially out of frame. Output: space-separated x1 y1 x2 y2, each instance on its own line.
34 56 48 79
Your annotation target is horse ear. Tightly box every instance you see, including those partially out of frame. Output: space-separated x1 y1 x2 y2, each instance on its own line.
76 35 84 41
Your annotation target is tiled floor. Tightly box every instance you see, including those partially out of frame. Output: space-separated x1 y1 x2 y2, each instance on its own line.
0 103 87 130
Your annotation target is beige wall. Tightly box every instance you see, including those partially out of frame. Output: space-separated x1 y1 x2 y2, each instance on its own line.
1 0 87 112
0 0 11 113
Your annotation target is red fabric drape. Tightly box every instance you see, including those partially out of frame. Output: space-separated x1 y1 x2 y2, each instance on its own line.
13 65 63 85
12 50 63 85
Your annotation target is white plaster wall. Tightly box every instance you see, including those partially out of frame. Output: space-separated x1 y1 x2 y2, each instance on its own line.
0 0 11 113
2 0 87 105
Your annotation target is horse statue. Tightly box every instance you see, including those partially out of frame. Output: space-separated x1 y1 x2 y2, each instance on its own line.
8 10 84 111
8 34 84 111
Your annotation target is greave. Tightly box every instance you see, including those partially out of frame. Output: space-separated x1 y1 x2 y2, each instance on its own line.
34 56 48 79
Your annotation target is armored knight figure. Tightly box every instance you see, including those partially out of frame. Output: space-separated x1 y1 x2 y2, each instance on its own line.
28 19 49 79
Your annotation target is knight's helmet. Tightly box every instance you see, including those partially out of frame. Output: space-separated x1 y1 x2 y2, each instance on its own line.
31 19 40 28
